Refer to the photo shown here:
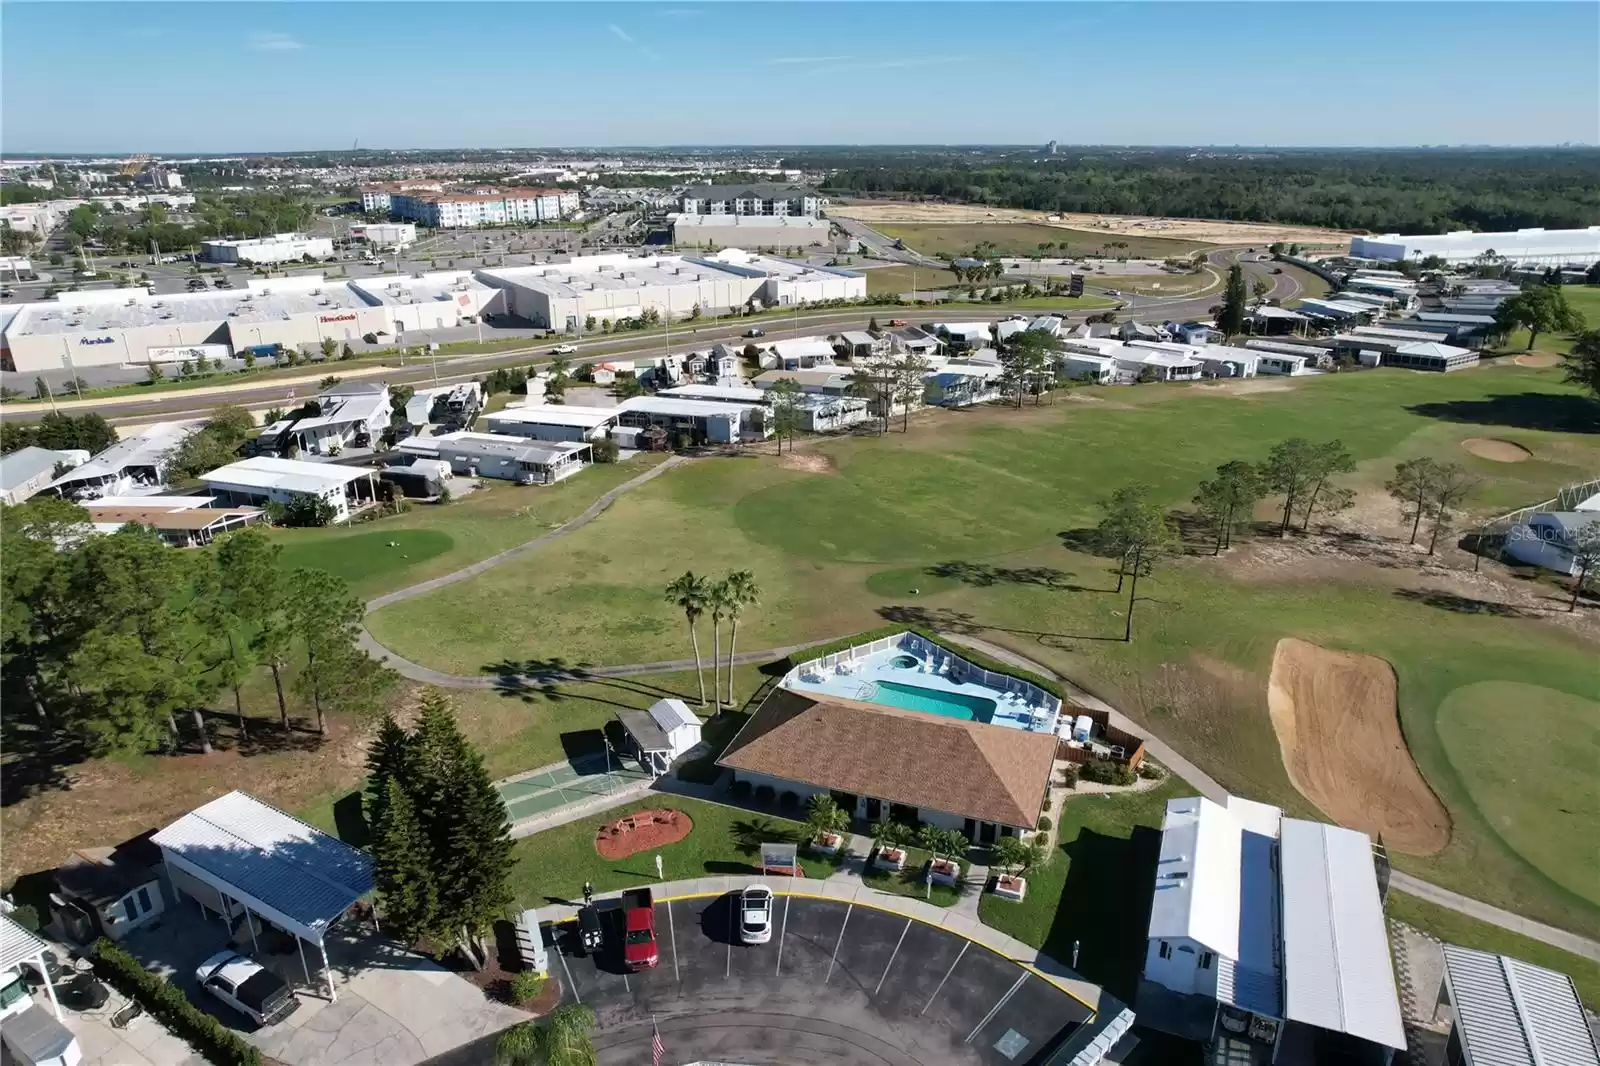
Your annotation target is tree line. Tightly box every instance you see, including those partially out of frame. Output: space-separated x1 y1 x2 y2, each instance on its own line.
0 412 118 457
821 150 1600 233
1 506 395 756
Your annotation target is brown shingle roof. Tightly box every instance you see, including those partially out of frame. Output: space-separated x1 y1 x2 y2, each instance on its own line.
717 688 1055 828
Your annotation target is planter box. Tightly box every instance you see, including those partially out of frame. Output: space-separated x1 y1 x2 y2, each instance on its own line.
874 846 907 871
812 832 844 856
991 875 1027 901
928 858 960 886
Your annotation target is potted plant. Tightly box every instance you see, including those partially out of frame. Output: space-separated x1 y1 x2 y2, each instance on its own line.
919 826 967 885
988 836 1045 901
870 819 910 870
805 795 849 855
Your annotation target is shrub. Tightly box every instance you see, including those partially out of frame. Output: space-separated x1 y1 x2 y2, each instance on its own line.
778 790 799 811
1041 793 1052 813
1059 765 1079 790
1136 760 1165 781
94 939 262 1066
507 970 546 1004
1036 815 1052 833
754 784 776 805
1080 760 1137 787
731 779 753 801
592 438 620 464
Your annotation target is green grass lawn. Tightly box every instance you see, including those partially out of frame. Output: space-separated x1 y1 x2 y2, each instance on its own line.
1386 891 1600 1011
874 223 1212 260
366 365 1600 938
864 265 962 295
979 776 1190 1002
507 794 842 906
272 455 666 601
859 848 970 908
1080 272 1217 296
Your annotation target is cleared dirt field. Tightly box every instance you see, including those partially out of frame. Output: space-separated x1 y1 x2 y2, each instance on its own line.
830 201 1350 246
1267 638 1451 854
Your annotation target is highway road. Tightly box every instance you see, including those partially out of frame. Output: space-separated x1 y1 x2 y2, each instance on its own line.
0 248 1285 426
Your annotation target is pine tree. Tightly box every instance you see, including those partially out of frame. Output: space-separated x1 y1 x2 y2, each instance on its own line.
365 713 415 829
411 691 514 961
1217 263 1248 337
370 778 437 945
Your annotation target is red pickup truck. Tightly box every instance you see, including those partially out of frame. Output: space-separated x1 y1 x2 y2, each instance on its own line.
622 888 657 971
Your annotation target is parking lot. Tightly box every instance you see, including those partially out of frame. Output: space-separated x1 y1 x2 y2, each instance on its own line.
534 894 1094 1066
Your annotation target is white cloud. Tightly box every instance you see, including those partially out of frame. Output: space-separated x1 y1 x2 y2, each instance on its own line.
769 55 855 65
248 31 303 52
606 23 634 44
606 23 661 63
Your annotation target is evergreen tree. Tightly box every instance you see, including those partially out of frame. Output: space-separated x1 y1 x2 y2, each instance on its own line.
371 777 437 944
364 712 415 828
1192 460 1264 555
1217 263 1248 337
412 691 514 961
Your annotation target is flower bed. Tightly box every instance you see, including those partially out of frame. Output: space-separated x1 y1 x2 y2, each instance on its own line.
991 874 1028 901
873 846 907 871
811 831 845 855
928 858 960 885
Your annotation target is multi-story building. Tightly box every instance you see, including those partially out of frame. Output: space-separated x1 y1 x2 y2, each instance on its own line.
347 222 417 248
1348 226 1600 268
390 188 578 229
359 181 445 214
677 183 824 218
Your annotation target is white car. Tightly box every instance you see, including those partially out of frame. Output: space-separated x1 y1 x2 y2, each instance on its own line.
551 344 577 355
195 951 299 1026
739 884 773 945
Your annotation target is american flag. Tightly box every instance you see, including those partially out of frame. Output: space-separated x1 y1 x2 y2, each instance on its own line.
651 1024 665 1066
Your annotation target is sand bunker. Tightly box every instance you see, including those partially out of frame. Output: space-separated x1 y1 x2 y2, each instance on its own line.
1267 638 1450 854
1513 352 1561 368
1461 437 1532 463
595 809 693 860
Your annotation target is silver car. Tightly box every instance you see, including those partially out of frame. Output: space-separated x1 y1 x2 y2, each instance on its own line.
739 885 773 945
195 951 299 1026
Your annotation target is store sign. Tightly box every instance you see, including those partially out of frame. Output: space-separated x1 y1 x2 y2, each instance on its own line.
79 336 115 346
319 312 357 324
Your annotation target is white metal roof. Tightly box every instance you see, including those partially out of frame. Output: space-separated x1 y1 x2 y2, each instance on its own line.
151 791 372 943
402 431 588 465
1278 818 1405 1050
648 698 700 733
1442 944 1600 1066
0 912 49 970
200 456 371 494
1147 797 1241 957
620 395 750 418
49 423 194 486
769 338 838 362
839 330 877 347
485 404 619 429
1396 341 1475 359
658 384 769 404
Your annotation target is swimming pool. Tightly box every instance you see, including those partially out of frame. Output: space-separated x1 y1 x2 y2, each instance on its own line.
868 680 997 722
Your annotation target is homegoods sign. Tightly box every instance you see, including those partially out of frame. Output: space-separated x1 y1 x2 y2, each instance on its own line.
319 312 358 324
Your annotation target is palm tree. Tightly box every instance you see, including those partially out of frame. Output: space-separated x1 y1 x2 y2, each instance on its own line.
805 794 850 844
722 570 761 707
707 577 732 710
869 818 910 860
496 1005 598 1066
665 571 710 705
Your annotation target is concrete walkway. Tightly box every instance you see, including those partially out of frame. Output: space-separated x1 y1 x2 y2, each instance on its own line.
933 632 1600 964
537 873 1106 1012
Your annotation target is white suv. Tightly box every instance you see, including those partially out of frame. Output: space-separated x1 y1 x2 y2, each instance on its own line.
739 884 773 945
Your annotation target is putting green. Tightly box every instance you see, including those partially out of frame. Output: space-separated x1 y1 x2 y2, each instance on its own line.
1436 681 1600 906
276 529 455 589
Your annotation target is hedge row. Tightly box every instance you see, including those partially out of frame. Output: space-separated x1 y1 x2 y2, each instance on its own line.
782 625 1070 705
93 940 262 1066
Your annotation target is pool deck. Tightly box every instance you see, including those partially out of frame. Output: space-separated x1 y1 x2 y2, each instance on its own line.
783 644 1058 735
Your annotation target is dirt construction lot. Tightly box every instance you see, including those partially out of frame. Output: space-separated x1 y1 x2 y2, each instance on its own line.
828 201 1350 247
1267 638 1452 854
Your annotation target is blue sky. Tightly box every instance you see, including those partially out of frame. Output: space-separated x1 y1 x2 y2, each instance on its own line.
3 2 1596 153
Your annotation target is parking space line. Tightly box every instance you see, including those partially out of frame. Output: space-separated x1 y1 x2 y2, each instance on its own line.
920 941 968 1016
874 918 913 997
726 897 734 979
965 973 1028 1044
774 894 791 976
556 942 580 1005
666 900 680 984
824 903 853 985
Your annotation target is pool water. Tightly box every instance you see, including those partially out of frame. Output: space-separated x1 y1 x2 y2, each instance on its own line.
889 654 920 669
868 680 997 723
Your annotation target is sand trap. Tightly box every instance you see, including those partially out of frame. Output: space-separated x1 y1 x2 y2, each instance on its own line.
1267 638 1450 854
1513 352 1561 368
1461 437 1532 463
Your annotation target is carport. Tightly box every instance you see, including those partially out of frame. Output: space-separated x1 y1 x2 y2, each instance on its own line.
1 912 61 1019
151 791 373 1002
